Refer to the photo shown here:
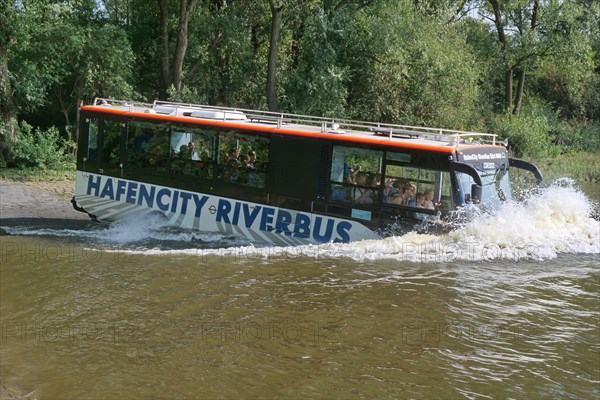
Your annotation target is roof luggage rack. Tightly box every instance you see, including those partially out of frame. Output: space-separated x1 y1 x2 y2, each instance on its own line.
91 98 500 147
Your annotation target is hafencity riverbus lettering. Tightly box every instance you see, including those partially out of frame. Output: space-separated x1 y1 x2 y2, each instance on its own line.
72 98 544 244
81 173 354 243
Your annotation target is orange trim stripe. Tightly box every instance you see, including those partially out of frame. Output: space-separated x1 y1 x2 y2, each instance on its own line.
81 105 505 154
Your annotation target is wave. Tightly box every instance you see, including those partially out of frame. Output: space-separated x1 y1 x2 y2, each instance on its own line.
2 179 598 261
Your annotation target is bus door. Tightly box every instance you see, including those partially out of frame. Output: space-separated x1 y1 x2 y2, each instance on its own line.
80 117 99 173
98 119 126 177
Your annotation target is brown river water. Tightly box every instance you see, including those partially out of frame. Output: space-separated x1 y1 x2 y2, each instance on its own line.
1 181 598 399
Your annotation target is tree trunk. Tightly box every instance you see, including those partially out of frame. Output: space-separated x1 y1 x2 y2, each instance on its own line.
0 45 17 162
267 0 284 112
505 68 513 111
513 65 526 114
512 0 538 115
158 0 171 95
489 0 514 113
173 0 198 92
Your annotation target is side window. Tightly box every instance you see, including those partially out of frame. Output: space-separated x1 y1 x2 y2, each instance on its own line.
101 120 122 167
126 121 169 171
169 126 216 179
330 145 383 206
217 131 269 188
384 159 453 213
87 118 98 162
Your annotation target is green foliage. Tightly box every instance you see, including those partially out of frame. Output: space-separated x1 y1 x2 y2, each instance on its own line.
553 120 600 154
8 122 76 169
533 152 600 184
491 99 560 158
346 0 481 129
1 0 597 170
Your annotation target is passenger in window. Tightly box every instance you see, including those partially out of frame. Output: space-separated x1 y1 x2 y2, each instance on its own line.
188 140 200 160
373 170 382 187
405 184 417 206
247 150 257 169
389 179 409 205
384 179 397 202
230 147 241 164
424 189 438 210
353 173 373 205
414 193 428 220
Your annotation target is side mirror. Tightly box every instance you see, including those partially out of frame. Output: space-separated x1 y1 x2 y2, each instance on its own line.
471 184 482 204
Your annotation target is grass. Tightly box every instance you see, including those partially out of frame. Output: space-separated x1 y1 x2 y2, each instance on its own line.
532 152 600 184
0 166 76 182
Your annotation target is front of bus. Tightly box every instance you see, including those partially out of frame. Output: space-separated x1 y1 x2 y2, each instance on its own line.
450 146 543 209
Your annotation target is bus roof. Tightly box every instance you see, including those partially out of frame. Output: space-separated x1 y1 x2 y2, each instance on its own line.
81 98 507 155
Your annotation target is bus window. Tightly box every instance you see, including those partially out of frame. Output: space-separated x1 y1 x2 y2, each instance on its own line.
384 165 453 213
217 131 269 188
87 119 98 162
126 121 169 172
330 145 383 206
170 126 216 180
101 120 122 168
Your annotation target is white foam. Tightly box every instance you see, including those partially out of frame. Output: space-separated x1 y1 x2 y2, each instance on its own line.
161 180 598 262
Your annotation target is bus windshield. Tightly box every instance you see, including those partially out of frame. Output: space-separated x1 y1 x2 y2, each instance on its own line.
455 166 513 208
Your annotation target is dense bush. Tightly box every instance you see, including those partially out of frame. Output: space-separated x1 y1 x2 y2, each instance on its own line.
553 120 600 153
7 122 75 169
491 99 561 158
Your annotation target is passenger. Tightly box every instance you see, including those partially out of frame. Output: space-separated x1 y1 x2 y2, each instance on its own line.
367 174 379 203
221 150 230 163
188 140 199 160
373 170 382 187
247 150 257 169
414 192 428 220
353 172 372 204
350 165 361 183
404 184 417 206
389 180 409 205
384 178 397 202
230 147 241 165
424 189 437 210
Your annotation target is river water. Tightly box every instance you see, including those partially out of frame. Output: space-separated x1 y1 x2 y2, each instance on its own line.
1 181 599 399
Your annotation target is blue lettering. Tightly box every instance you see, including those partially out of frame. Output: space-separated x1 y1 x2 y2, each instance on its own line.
313 217 334 243
260 207 275 232
125 182 138 204
192 195 209 218
293 213 311 238
115 180 127 201
100 179 115 200
170 190 180 213
86 175 102 196
156 188 171 212
179 192 192 215
273 210 293 236
231 202 241 225
334 221 352 243
216 199 231 223
138 184 155 208
242 204 262 228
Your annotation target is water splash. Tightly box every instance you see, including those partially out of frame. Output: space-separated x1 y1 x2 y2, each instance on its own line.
1 212 246 248
137 180 599 262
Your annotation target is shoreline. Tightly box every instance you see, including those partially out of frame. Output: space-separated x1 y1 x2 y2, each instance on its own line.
0 180 85 220
0 181 94 235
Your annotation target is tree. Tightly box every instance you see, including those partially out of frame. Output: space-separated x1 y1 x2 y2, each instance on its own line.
267 0 285 111
158 0 199 96
479 0 596 115
344 0 481 128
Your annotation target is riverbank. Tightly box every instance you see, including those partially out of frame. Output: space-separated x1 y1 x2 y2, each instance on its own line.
0 180 84 220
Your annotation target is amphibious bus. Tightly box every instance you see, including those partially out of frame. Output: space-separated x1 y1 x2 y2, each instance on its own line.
72 98 543 245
